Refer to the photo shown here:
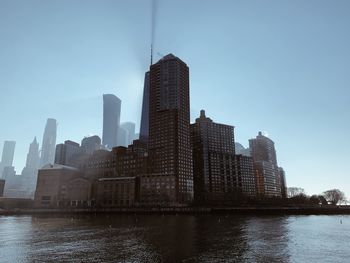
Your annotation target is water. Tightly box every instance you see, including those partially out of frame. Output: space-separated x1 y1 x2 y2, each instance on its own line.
0 214 349 262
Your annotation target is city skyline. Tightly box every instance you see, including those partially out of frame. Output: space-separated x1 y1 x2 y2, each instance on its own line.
1 0 349 197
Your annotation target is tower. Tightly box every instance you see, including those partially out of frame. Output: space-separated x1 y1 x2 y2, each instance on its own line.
191 110 239 202
0 141 16 176
139 71 150 143
249 132 281 197
143 54 193 204
102 94 121 149
40 118 57 167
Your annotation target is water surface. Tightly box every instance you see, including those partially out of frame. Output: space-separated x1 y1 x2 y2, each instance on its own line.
0 214 349 262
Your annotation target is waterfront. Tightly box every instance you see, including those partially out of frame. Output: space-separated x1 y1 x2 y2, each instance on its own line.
0 215 349 262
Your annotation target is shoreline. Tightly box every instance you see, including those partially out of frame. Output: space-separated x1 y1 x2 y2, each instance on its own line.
1 206 350 216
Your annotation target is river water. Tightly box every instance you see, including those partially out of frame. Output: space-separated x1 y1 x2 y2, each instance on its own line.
0 214 349 262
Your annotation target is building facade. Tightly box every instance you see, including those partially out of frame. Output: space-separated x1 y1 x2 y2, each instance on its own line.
0 179 5 197
147 54 193 205
34 164 92 208
139 71 150 144
235 154 256 197
0 141 16 177
102 94 121 149
55 140 82 166
81 135 101 155
40 118 57 167
191 110 240 203
249 132 281 197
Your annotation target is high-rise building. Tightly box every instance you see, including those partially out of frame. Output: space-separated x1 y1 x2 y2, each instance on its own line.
191 110 239 202
235 154 256 197
142 54 193 205
21 137 40 197
249 132 281 197
55 140 81 166
139 71 150 144
81 135 101 155
117 126 128 147
25 137 40 170
40 118 57 167
279 167 287 198
102 94 121 149
0 141 16 176
121 122 136 146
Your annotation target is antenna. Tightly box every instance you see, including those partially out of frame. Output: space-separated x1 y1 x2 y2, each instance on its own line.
151 44 153 65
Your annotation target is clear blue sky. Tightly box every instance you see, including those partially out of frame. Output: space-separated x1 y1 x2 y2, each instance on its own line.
0 0 349 197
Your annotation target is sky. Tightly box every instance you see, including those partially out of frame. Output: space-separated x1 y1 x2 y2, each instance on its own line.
0 0 349 197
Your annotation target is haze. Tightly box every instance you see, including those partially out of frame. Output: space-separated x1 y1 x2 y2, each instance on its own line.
0 0 349 197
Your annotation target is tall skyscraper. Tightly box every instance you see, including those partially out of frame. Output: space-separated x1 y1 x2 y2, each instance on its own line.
102 94 121 149
249 132 281 197
117 126 128 147
142 54 193 204
139 71 150 144
40 118 57 167
21 137 40 197
25 137 40 170
0 141 16 176
191 110 239 202
121 122 136 146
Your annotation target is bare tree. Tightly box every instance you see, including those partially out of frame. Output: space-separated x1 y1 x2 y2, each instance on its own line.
287 187 305 198
322 189 346 205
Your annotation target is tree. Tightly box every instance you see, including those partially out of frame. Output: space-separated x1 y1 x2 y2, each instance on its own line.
287 187 305 198
322 189 346 205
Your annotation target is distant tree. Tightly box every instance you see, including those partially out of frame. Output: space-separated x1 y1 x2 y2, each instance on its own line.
322 189 346 205
287 187 305 198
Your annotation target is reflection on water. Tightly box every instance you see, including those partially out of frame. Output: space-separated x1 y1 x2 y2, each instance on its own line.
0 214 349 262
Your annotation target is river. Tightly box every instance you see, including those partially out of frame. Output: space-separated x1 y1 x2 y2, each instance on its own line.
0 214 349 262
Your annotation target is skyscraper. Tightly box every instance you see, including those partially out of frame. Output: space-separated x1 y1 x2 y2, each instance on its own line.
102 94 121 149
141 54 193 204
139 71 150 144
24 137 40 170
191 110 239 202
21 137 40 197
40 118 57 167
249 132 281 197
0 141 16 176
121 122 136 146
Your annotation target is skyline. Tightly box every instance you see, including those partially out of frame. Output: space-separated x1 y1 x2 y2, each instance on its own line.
1 0 350 197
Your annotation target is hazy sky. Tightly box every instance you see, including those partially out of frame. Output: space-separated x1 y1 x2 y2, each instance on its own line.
0 0 349 197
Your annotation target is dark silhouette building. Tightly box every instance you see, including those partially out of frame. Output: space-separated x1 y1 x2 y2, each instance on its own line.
0 179 5 197
279 167 287 198
235 154 256 197
139 71 150 144
40 118 57 167
102 94 121 149
55 140 82 166
191 110 239 203
143 54 193 205
249 132 281 197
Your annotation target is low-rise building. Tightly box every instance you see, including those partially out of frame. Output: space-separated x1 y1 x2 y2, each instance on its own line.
34 164 92 208
96 177 136 207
